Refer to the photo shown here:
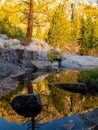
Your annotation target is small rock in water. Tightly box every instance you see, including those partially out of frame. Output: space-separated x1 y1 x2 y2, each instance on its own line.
10 94 42 118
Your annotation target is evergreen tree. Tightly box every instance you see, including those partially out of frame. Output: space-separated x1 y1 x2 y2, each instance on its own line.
79 17 88 54
71 12 81 42
79 16 97 55
48 4 71 51
93 19 98 49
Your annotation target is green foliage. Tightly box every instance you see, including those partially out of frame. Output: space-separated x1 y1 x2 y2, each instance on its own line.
79 69 98 83
0 18 25 41
47 50 62 63
48 4 71 51
79 16 98 55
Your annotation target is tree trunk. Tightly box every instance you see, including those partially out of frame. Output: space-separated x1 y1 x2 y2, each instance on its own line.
24 0 34 46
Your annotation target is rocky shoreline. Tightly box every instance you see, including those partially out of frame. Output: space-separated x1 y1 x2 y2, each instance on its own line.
0 34 98 97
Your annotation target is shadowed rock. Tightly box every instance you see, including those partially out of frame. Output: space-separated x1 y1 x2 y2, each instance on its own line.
10 94 42 118
80 108 98 129
87 83 98 94
51 83 87 94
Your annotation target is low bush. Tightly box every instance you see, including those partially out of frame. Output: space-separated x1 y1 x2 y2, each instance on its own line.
0 18 25 41
79 69 98 84
47 50 62 63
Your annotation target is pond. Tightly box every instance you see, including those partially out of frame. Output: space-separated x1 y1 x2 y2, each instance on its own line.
0 70 98 130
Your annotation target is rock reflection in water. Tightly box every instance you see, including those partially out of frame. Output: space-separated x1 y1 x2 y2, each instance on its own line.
34 70 98 123
0 70 98 125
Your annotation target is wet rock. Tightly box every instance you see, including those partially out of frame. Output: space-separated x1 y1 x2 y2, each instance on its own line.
0 63 24 78
52 83 87 94
10 94 42 118
80 108 98 129
0 63 14 78
31 60 49 70
87 83 98 94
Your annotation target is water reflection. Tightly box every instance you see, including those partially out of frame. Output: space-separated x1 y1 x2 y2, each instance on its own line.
0 118 27 130
0 70 98 129
34 70 98 122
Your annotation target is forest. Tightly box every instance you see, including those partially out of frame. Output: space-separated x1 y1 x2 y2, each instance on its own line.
0 0 98 55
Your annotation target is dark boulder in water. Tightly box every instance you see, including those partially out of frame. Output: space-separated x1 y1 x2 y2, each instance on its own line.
10 94 42 118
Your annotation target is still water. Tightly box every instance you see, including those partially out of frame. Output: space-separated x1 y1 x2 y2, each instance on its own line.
0 70 98 129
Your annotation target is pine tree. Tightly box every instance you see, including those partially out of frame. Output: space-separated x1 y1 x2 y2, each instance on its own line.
71 12 81 42
48 4 71 51
79 16 97 55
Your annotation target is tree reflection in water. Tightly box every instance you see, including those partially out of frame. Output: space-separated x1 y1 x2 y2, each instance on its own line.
0 70 98 130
